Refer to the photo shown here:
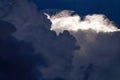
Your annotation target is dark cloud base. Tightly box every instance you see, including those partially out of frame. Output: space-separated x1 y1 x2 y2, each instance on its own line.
0 20 48 80
0 20 79 80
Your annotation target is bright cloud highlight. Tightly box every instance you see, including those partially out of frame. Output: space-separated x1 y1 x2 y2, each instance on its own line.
45 10 120 34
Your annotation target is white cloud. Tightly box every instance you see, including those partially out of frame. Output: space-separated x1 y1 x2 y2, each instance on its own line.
46 10 120 35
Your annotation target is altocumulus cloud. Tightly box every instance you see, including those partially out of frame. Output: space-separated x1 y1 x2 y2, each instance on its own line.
0 0 120 80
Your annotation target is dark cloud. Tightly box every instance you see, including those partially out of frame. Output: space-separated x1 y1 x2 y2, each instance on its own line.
0 20 47 80
0 20 16 35
0 0 79 80
0 0 120 80
0 20 78 80
53 77 65 80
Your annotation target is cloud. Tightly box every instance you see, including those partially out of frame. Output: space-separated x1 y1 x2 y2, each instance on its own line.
46 10 120 35
0 0 79 80
1 0 120 80
0 20 47 80
47 10 120 80
33 0 120 27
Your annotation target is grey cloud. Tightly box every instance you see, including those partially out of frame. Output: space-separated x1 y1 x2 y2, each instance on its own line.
67 30 120 80
1 0 120 80
0 0 79 80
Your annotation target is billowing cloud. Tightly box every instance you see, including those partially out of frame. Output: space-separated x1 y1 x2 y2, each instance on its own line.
0 0 78 80
0 20 48 80
47 10 120 80
46 10 120 35
0 0 120 80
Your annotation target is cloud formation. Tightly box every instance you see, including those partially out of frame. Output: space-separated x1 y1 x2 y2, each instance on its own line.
46 10 120 35
0 0 120 80
0 20 48 80
47 10 120 80
0 0 79 80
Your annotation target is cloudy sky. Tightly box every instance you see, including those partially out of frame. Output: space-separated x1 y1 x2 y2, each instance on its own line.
0 0 120 80
33 0 120 27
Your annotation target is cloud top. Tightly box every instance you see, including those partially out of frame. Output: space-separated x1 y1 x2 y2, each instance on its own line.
46 10 120 34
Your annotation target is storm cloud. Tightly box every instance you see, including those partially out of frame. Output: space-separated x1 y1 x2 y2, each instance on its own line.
0 0 78 80
0 0 120 80
48 10 120 80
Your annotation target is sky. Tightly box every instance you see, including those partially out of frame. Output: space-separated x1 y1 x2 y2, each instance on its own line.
0 0 120 80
